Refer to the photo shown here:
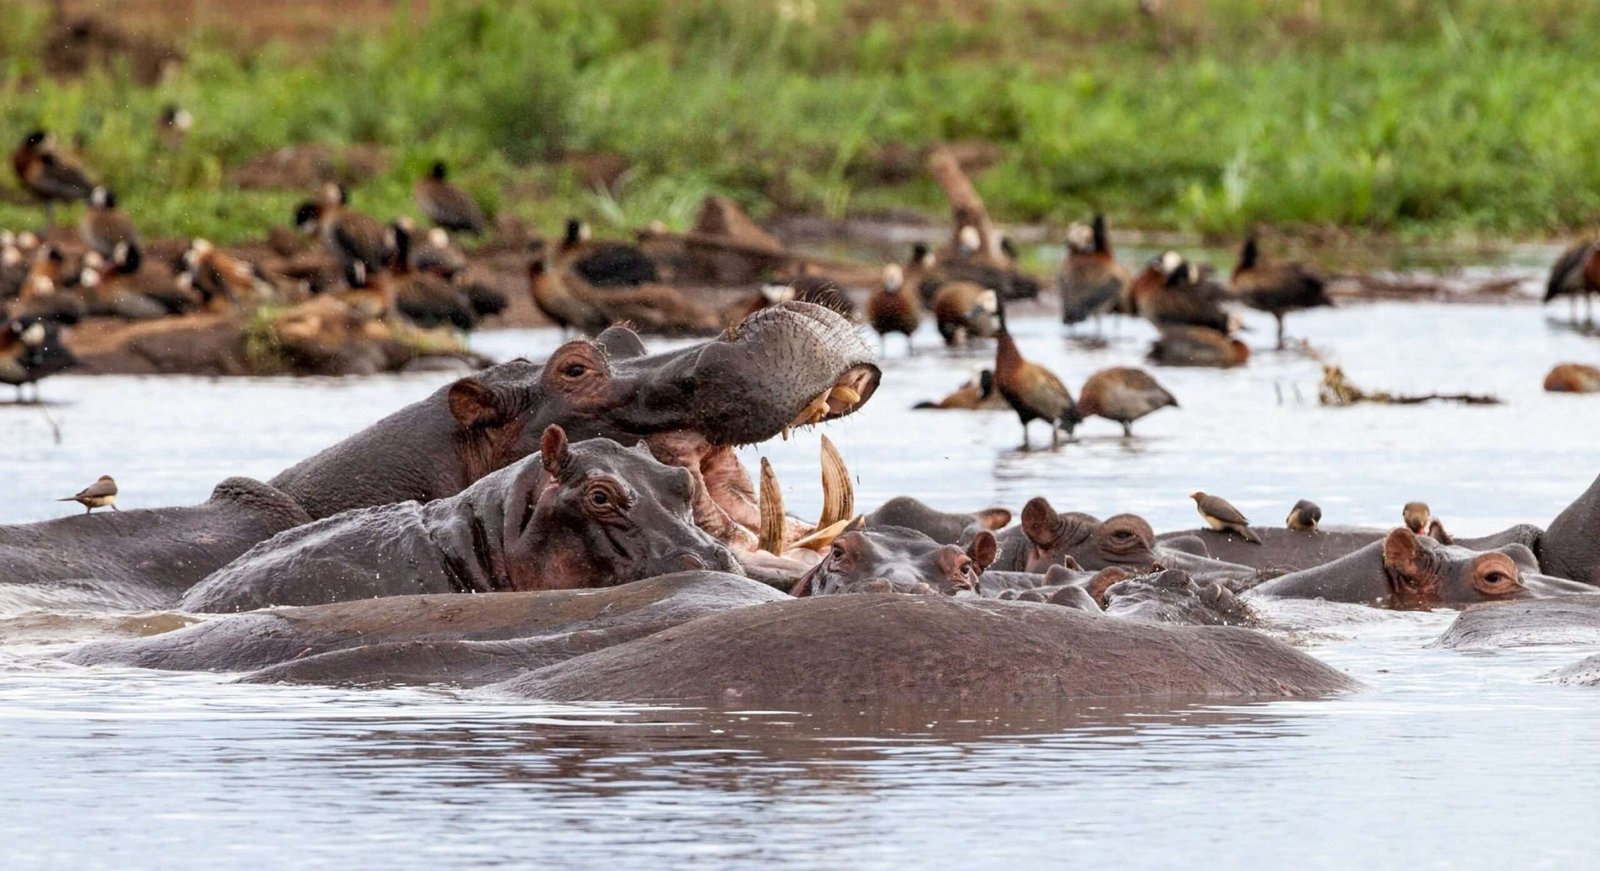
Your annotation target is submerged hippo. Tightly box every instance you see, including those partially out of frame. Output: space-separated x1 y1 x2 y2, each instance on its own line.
1429 597 1600 650
1250 527 1594 608
790 525 1000 596
862 497 1012 545
497 593 1357 705
72 573 1355 702
0 303 878 603
180 426 740 612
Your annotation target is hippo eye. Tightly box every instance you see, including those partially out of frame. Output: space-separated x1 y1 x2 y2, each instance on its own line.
584 480 629 515
563 362 587 378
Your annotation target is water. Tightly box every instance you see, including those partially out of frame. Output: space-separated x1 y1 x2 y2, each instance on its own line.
3 298 1600 869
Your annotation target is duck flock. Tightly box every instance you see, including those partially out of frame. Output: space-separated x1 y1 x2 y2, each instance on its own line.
5 123 1600 435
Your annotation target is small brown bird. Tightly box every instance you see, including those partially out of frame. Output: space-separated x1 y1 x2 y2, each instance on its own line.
994 305 1081 449
414 161 487 235
1230 236 1332 349
1191 491 1261 544
1076 366 1177 437
1546 241 1600 324
11 131 95 224
1058 214 1130 333
1403 501 1452 544
60 475 118 514
913 369 1005 410
80 186 140 259
931 281 998 347
868 263 922 354
1286 499 1322 532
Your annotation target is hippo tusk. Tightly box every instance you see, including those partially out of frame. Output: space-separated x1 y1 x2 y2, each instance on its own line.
788 515 858 552
829 384 861 406
757 457 788 554
817 434 853 528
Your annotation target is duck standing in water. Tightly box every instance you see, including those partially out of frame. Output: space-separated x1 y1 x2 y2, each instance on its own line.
868 263 922 355
1230 236 1331 349
1545 241 1599 324
1057 214 1129 335
993 303 1080 449
1076 366 1177 437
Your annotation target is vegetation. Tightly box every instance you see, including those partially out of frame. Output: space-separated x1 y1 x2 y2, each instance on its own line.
2 0 1600 247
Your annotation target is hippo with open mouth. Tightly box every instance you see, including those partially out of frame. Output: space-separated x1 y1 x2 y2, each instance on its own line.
180 426 742 612
0 302 879 605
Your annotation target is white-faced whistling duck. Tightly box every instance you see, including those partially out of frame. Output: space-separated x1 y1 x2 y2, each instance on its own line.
931 281 998 347
1230 236 1332 349
868 263 922 355
1130 251 1237 334
559 218 660 287
386 219 477 331
295 183 389 276
1545 241 1600 324
913 368 1004 410
1057 214 1130 333
1147 324 1250 368
414 161 487 236
0 318 75 402
993 302 1081 449
81 186 139 259
1077 366 1178 437
529 253 610 337
11 131 95 224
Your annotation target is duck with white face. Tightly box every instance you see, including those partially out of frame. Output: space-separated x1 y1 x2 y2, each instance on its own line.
0 318 75 402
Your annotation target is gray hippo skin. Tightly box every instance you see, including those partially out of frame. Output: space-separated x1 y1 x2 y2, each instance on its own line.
1251 527 1595 608
1158 524 1545 573
990 497 1255 583
1430 597 1600 650
181 427 740 612
790 525 998 596
71 572 784 685
497 594 1359 705
0 303 878 602
1538 470 1600 583
0 478 310 608
863 497 1012 545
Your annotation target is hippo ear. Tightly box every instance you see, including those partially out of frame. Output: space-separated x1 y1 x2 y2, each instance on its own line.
1382 527 1434 595
540 425 571 480
1021 497 1063 546
967 530 998 572
447 378 515 429
973 507 1012 531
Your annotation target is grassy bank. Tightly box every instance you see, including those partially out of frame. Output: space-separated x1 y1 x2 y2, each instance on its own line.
2 0 1600 248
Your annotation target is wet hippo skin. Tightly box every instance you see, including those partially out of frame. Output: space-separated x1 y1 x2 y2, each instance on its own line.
180 428 740 612
497 593 1359 704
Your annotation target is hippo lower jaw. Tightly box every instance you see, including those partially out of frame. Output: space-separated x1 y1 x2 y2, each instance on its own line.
646 428 858 574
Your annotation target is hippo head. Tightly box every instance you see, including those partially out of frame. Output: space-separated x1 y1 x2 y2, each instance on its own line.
1101 569 1256 626
791 526 998 596
1021 497 1157 571
274 302 880 523
501 425 740 591
1381 527 1594 607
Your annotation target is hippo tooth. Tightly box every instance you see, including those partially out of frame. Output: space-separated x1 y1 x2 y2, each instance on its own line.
829 385 861 407
817 434 854 528
788 516 856 552
757 457 788 555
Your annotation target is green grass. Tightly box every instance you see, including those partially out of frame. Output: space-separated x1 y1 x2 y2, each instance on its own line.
3 0 1600 252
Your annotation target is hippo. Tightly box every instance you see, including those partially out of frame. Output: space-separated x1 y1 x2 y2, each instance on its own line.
1538 470 1600 584
180 426 740 612
863 496 1011 546
1429 597 1600 650
71 573 1356 702
0 303 878 601
0 478 310 609
1249 527 1595 608
1000 567 1256 627
496 593 1358 705
1155 524 1545 573
71 571 785 685
790 525 999 596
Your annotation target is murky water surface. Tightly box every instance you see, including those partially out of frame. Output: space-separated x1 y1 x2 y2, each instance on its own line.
3 299 1599 868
